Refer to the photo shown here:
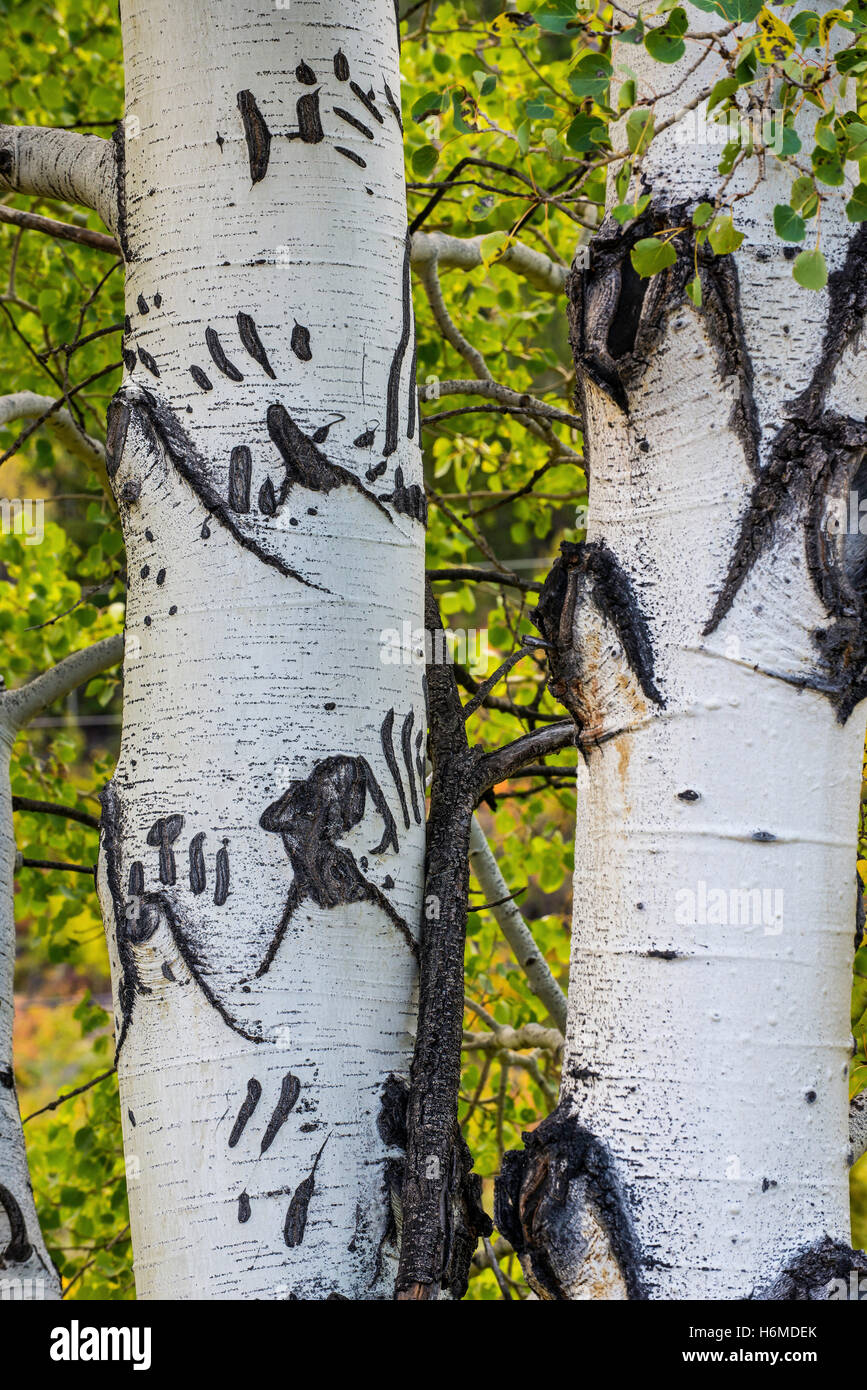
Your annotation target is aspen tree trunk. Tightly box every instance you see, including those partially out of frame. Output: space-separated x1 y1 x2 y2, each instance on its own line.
96 0 425 1299
0 636 122 1300
497 4 867 1299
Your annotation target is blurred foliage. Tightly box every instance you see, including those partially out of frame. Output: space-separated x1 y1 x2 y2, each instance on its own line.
0 0 864 1303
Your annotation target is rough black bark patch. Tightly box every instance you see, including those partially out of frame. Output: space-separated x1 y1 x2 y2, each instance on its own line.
533 539 664 733
111 121 133 262
383 232 413 457
0 1183 32 1265
751 1237 867 1300
290 322 312 362
237 312 275 378
117 386 322 588
205 326 243 382
266 402 392 521
100 782 264 1057
260 1073 301 1153
494 1106 647 1300
227 446 252 514
284 1136 329 1247
228 1078 262 1147
384 465 427 524
237 90 271 183
254 752 414 978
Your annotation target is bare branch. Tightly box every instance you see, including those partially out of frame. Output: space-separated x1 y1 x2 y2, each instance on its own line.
0 390 107 481
0 204 119 255
468 815 568 1032
411 230 567 294
4 633 123 732
12 796 100 830
475 721 575 798
0 125 118 232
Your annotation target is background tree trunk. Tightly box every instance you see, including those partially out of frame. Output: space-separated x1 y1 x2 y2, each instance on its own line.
497 3 867 1299
96 0 425 1299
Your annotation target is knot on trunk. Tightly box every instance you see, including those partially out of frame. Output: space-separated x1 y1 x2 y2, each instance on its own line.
494 1106 646 1300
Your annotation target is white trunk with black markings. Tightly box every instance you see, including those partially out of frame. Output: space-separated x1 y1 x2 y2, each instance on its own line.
0 730 60 1299
497 7 867 1300
98 0 424 1299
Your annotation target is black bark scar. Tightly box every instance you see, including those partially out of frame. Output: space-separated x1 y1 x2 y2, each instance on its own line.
260 1073 301 1153
0 1183 32 1266
284 1135 330 1247
494 1106 647 1301
534 539 664 734
254 752 413 979
266 402 393 521
237 90 271 183
228 1077 262 1147
237 312 275 378
109 387 324 589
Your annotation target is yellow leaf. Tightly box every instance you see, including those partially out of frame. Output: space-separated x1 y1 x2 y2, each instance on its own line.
819 8 851 44
490 12 536 34
755 6 796 65
858 859 867 885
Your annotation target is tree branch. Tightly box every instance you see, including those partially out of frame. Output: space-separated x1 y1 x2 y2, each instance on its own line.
0 125 118 232
0 204 119 255
475 721 576 800
468 815 567 1031
12 796 100 830
4 633 123 733
0 390 108 488
411 230 567 295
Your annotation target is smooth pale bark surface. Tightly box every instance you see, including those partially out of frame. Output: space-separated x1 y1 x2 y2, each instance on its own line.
97 0 425 1299
530 6 867 1298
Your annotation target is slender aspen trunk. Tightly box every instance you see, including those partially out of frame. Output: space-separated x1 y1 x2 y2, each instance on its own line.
497 4 867 1299
97 0 425 1299
0 637 121 1300
0 730 60 1299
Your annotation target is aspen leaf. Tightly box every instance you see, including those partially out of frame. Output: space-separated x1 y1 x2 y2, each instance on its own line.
630 236 677 277
792 247 828 289
755 7 797 64
773 204 806 241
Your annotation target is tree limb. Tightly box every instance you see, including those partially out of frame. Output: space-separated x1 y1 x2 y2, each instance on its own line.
411 230 567 294
475 722 576 800
0 204 119 255
468 815 568 1031
0 125 117 232
4 633 123 733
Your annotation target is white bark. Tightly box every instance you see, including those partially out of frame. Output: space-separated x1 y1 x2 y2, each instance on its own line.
511 5 867 1299
0 125 118 234
97 0 425 1299
0 634 123 1300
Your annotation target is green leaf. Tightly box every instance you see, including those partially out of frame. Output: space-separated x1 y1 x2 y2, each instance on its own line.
690 0 761 15
644 7 688 63
707 77 738 113
568 53 612 100
630 236 677 277
790 175 816 211
792 248 828 289
612 194 651 223
812 148 845 186
411 89 449 123
846 183 867 221
708 213 744 254
480 231 510 268
472 70 497 97
565 112 608 153
618 77 636 110
692 201 714 227
411 144 439 176
625 107 654 153
763 118 801 157
773 204 806 242
686 274 702 306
